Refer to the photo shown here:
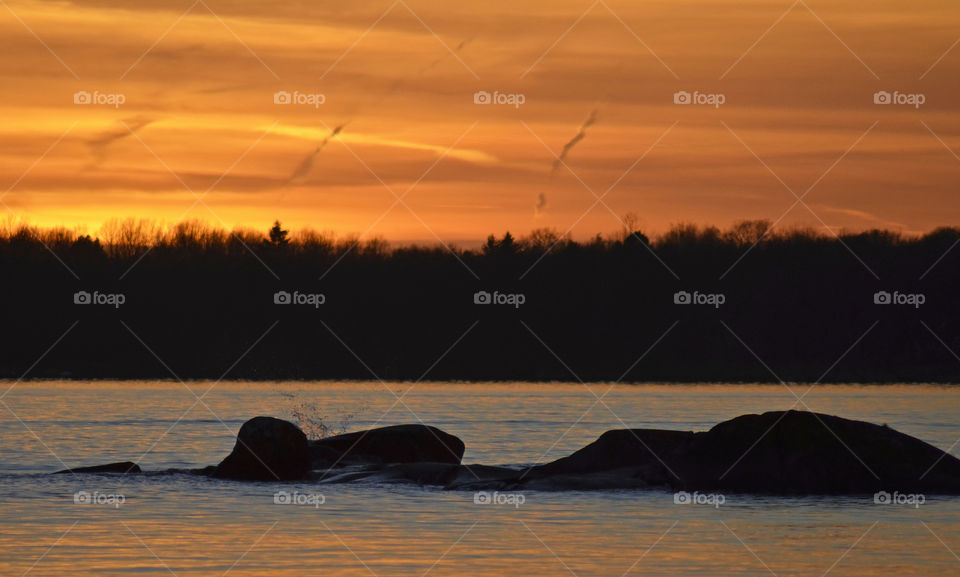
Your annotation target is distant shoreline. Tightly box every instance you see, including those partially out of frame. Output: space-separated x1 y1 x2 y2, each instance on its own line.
3 220 959 384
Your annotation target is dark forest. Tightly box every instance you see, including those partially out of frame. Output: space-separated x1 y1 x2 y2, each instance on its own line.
2 218 958 383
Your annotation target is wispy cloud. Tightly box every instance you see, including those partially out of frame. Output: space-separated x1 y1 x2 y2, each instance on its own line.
552 108 598 173
534 193 547 217
284 124 347 187
268 124 498 166
86 116 154 168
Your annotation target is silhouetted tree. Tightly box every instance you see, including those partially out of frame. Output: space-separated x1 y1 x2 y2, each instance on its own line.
269 220 289 248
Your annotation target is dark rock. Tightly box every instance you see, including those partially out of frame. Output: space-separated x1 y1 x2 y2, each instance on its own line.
81 411 960 495
308 443 343 467
381 463 518 487
520 410 960 494
443 464 523 489
53 461 141 475
680 410 960 494
526 428 693 487
312 468 385 484
376 462 461 485
212 416 310 481
310 424 465 467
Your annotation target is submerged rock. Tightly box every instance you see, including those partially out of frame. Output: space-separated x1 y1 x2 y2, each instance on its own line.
53 461 141 475
212 416 310 481
379 463 518 486
308 462 521 487
310 424 466 467
526 428 693 487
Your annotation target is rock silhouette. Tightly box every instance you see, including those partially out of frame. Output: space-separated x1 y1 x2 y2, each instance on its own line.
54 461 141 475
212 416 310 481
512 410 960 493
310 424 466 467
55 411 960 495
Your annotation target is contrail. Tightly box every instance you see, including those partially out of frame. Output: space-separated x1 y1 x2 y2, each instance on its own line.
534 193 547 216
284 124 346 187
86 116 154 168
283 38 468 189
551 108 598 173
418 38 471 75
370 38 473 109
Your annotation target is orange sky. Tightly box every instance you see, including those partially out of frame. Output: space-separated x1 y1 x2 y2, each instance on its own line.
1 0 959 243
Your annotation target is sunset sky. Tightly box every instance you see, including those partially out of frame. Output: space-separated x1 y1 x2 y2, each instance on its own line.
1 0 959 243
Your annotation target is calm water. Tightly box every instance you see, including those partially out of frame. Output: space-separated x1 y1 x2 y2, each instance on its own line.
1 381 959 576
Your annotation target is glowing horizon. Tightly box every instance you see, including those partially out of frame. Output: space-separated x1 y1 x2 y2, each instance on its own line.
1 0 959 242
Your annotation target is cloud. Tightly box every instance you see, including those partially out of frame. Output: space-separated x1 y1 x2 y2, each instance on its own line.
418 37 472 74
534 193 547 217
86 116 154 168
284 124 346 187
269 123 498 165
551 108 598 173
810 204 908 232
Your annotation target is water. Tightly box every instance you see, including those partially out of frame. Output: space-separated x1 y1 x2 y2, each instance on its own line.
1 381 959 576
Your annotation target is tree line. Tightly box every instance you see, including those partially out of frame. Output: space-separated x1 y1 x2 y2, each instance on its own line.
1 217 958 383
